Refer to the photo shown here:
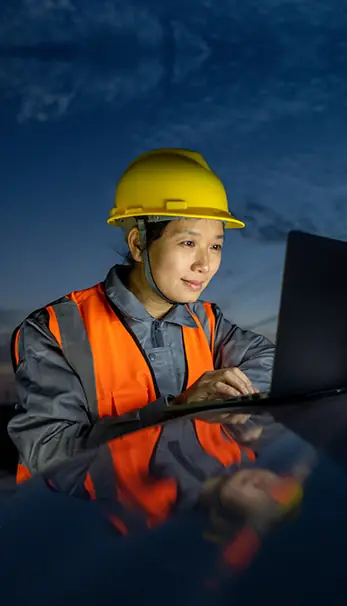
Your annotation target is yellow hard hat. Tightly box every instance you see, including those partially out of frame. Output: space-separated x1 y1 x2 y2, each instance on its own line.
107 148 245 229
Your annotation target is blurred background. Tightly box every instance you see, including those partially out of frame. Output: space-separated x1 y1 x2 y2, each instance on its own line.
1 0 347 403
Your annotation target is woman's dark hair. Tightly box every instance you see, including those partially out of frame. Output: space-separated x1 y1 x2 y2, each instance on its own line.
125 220 169 266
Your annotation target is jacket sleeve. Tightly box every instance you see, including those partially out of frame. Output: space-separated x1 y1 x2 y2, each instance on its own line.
8 310 172 473
8 310 94 473
212 304 275 392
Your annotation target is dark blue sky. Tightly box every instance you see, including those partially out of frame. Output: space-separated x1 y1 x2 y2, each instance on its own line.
1 0 347 341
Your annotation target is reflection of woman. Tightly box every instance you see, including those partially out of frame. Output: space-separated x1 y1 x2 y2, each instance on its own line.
46 417 307 581
9 148 275 482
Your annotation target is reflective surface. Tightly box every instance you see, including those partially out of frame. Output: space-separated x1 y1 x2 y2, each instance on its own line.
1 396 347 604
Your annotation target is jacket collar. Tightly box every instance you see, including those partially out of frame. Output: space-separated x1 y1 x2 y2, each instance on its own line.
104 265 198 328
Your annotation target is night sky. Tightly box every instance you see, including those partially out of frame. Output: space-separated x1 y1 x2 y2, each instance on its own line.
1 0 347 342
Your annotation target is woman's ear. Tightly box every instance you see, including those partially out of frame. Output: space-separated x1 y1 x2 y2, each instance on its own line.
127 227 142 263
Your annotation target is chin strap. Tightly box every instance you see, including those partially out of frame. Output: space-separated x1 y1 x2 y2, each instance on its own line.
137 218 189 306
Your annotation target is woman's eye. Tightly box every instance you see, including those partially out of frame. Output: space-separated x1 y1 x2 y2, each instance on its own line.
180 241 222 250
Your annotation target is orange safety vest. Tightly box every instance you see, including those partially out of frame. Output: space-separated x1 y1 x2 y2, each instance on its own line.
15 282 255 486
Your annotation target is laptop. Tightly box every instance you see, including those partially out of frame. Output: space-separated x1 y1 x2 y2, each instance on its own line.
271 229 347 398
164 229 347 420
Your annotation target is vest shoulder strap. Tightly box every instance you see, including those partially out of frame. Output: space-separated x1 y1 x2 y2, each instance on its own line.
49 294 98 419
187 301 217 358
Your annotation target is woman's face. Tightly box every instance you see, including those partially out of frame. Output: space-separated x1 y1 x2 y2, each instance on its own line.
149 218 224 303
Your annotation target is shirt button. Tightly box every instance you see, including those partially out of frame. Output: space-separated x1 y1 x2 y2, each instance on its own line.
149 353 156 361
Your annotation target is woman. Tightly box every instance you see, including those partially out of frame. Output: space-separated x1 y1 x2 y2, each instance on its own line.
9 148 275 481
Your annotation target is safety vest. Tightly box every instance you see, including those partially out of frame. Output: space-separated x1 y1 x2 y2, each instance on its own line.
15 282 255 487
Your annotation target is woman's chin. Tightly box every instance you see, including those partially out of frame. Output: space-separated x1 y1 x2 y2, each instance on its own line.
168 289 201 304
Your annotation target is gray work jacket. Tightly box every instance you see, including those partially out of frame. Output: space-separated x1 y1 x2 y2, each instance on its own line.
8 265 275 473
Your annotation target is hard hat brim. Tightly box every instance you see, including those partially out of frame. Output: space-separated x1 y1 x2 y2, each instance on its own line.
107 210 245 229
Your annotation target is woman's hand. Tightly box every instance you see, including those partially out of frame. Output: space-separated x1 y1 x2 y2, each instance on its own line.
173 367 258 405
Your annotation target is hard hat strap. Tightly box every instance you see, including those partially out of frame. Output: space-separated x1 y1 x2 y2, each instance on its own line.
137 219 189 306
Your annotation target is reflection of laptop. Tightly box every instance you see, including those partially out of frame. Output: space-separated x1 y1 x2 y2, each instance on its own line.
164 230 347 419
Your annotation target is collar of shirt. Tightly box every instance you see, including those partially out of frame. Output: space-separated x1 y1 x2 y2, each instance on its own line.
103 265 198 328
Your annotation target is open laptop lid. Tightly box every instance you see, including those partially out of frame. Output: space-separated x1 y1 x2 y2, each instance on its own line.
270 230 347 398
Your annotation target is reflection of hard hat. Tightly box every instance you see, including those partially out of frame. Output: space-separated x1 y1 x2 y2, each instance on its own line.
270 477 303 514
107 148 245 229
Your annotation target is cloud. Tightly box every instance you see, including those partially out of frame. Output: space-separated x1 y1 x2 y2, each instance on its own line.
1 1 163 45
0 51 167 122
1 0 347 124
240 199 318 244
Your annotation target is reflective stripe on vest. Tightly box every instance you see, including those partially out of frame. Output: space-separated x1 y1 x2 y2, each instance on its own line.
15 304 65 483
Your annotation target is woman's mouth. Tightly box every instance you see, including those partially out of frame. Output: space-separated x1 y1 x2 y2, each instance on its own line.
181 279 203 291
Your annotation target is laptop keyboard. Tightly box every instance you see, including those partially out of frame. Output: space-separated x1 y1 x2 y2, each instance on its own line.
235 391 270 402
